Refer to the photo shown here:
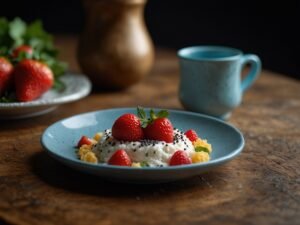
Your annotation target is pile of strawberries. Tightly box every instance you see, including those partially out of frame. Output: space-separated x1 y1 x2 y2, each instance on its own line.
112 108 174 143
0 45 53 102
78 108 200 167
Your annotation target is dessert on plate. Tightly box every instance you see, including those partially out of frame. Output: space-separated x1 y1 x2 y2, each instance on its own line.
76 107 212 167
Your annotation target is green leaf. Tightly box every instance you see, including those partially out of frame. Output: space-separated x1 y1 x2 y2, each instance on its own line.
149 109 156 120
0 46 9 56
0 92 17 102
137 106 146 119
0 18 9 37
195 146 210 153
53 78 66 92
0 18 10 44
0 17 68 101
156 110 169 118
137 107 170 128
8 17 26 47
137 106 149 128
0 18 13 52
140 161 149 167
11 51 32 64
24 20 53 46
50 61 68 77
141 121 148 128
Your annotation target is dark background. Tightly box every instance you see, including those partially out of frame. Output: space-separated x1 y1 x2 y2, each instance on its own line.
1 0 299 79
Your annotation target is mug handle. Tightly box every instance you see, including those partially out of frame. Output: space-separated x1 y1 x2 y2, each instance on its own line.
241 54 261 93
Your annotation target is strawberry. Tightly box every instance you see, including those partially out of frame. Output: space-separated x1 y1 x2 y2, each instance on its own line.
14 59 54 102
108 149 132 166
12 45 33 58
0 57 14 96
112 113 144 141
169 150 192 166
144 118 174 143
77 136 93 148
138 107 174 143
184 129 198 142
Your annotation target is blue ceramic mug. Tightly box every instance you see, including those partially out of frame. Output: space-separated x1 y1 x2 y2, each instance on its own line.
178 46 261 119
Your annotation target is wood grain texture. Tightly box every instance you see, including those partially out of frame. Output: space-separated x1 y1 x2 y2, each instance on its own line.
0 36 299 225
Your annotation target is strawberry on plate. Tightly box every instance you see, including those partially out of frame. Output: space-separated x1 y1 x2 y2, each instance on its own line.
169 150 192 166
0 57 13 95
77 136 93 148
112 113 144 141
184 129 199 142
144 117 174 143
14 59 54 102
138 107 174 143
12 45 33 58
108 149 132 166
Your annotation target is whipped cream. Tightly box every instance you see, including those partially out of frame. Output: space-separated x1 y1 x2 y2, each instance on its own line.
92 128 194 167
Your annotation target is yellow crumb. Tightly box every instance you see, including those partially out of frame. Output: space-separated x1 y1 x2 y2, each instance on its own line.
81 151 98 163
192 152 210 163
131 162 141 168
93 132 103 142
193 138 212 153
90 139 98 145
78 144 92 158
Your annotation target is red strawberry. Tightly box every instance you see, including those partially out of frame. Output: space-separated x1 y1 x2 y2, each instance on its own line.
77 136 93 148
184 129 198 142
137 107 174 143
0 57 13 95
12 45 33 58
112 113 144 141
108 149 132 166
14 59 54 102
169 150 192 166
144 117 174 143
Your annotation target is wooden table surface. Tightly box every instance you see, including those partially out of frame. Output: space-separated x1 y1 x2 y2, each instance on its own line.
0 36 299 225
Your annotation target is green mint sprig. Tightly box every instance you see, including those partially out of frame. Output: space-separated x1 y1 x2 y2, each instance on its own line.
195 146 210 153
137 106 169 128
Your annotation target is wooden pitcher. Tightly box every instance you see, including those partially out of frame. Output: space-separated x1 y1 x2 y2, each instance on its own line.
78 0 154 89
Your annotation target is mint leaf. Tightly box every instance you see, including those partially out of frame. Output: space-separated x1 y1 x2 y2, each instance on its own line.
156 110 169 118
149 109 156 120
137 106 146 119
137 106 149 128
195 146 210 153
137 107 170 128
140 161 149 167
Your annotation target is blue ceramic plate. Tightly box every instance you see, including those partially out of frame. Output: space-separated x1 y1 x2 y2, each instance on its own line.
41 108 244 183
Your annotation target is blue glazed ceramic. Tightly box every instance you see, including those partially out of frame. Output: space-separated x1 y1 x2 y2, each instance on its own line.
41 108 245 183
178 46 261 119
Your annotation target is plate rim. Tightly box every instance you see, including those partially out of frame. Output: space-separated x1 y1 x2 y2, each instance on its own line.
41 107 245 171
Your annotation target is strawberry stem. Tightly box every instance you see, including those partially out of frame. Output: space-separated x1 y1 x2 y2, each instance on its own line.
136 106 169 128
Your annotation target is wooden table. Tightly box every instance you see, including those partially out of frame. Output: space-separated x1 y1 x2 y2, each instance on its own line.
0 36 299 225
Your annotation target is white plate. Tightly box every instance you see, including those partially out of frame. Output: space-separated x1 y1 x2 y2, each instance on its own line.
0 73 91 119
